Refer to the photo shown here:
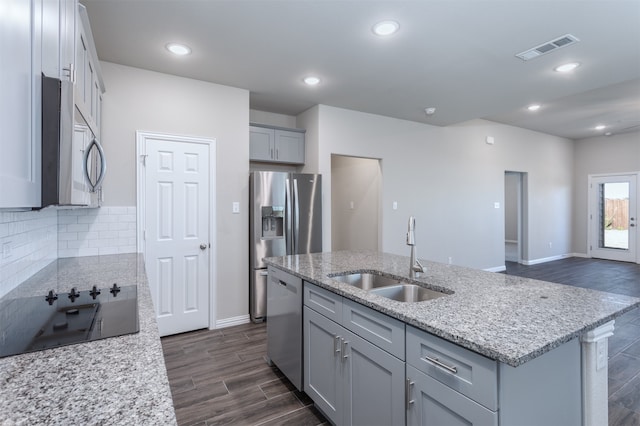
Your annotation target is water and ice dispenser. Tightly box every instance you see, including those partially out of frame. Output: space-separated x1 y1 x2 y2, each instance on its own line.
261 206 284 239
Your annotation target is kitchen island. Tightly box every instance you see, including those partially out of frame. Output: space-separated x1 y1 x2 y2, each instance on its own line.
0 254 176 425
265 250 640 425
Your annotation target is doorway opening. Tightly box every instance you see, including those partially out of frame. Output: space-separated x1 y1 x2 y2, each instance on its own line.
504 171 528 264
331 155 382 251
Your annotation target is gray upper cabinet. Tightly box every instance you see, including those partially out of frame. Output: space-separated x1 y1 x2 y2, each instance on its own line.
249 125 305 164
0 0 103 209
75 4 104 140
0 0 42 208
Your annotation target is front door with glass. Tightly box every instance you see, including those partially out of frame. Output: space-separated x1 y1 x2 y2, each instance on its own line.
589 174 637 262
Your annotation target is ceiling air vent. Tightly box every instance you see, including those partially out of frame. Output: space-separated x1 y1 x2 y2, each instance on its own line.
516 34 580 61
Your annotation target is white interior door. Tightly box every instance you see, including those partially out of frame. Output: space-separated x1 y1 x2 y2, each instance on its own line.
589 174 637 263
143 134 211 336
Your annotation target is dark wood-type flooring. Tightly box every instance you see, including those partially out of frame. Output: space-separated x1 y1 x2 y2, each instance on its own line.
162 257 640 426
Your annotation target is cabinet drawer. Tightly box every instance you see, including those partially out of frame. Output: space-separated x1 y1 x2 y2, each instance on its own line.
304 282 343 323
342 298 405 360
406 326 498 411
407 365 498 426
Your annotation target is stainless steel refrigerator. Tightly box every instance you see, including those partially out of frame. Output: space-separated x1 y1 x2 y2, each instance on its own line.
249 171 322 322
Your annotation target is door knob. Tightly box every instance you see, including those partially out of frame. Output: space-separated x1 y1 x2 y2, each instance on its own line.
200 244 207 250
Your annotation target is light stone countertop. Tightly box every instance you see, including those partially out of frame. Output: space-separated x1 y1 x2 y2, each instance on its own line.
0 254 176 425
265 250 640 367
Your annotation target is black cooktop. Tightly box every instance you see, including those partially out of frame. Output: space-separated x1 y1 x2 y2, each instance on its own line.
0 284 139 358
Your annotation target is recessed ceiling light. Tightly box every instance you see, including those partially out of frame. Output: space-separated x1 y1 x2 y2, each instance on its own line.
303 76 320 86
554 62 580 73
595 125 606 130
372 20 399 37
605 132 613 136
527 104 541 111
166 43 191 56
424 107 436 116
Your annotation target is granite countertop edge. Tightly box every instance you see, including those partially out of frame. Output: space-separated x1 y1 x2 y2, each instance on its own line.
264 250 640 368
0 253 177 425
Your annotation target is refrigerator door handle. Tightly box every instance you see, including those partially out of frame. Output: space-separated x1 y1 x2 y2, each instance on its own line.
293 178 300 254
285 178 293 255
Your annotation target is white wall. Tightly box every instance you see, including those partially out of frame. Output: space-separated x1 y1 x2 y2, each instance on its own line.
572 132 640 255
303 105 574 270
99 62 250 322
249 109 297 128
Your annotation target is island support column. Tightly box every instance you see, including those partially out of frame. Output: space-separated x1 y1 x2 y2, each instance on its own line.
580 320 615 426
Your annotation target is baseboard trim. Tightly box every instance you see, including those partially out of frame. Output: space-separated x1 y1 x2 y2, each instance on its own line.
522 253 572 266
570 252 589 258
215 314 250 329
485 265 506 272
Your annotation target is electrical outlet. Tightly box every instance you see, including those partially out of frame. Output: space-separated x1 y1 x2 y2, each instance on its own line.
448 257 453 265
232 202 240 214
549 242 553 248
392 201 398 210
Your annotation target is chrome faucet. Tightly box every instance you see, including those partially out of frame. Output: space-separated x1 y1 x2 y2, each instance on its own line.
407 216 424 278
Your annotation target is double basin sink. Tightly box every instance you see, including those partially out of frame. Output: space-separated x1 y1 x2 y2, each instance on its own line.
328 272 448 303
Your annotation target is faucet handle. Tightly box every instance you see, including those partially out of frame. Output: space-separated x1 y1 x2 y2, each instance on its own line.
407 216 416 245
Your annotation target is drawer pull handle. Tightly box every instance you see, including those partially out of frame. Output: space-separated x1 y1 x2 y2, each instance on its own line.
334 335 341 354
423 355 458 374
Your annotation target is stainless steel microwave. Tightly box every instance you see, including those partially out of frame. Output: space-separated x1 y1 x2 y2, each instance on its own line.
41 75 106 208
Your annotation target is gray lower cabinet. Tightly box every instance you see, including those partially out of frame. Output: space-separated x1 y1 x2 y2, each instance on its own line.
299 281 582 426
303 282 405 426
407 365 498 426
406 325 582 426
304 306 405 426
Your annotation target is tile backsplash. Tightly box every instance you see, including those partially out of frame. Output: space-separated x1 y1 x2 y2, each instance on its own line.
0 206 136 298
57 207 137 258
0 209 57 299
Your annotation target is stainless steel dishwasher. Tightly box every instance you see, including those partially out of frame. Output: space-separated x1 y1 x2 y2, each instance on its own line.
266 265 303 390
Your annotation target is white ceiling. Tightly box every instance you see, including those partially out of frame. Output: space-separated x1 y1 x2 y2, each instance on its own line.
82 0 640 140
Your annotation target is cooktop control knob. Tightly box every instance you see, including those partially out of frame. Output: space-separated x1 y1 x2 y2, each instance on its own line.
45 290 58 306
110 283 121 296
68 287 80 302
89 285 101 300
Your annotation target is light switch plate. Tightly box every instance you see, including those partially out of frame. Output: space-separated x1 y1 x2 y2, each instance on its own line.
232 202 240 214
494 202 500 209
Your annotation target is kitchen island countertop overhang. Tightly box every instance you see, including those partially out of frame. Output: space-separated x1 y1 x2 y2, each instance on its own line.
264 250 640 367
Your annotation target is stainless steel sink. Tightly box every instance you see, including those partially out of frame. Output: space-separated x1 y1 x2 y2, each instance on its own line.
369 284 446 303
329 272 405 290
329 272 448 303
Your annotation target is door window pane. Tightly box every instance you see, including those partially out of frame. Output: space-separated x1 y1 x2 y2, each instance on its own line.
599 182 630 250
